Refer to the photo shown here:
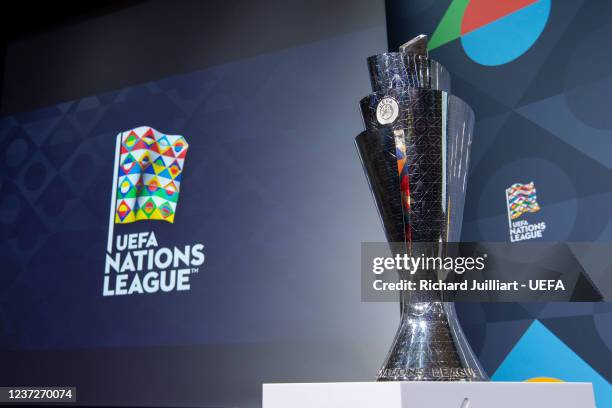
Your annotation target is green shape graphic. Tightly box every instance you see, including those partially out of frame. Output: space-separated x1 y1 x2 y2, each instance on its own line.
428 0 470 51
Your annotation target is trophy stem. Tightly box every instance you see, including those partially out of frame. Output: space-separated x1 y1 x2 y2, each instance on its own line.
375 243 487 381
377 268 489 381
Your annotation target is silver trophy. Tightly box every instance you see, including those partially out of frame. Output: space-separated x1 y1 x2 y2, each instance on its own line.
356 35 488 382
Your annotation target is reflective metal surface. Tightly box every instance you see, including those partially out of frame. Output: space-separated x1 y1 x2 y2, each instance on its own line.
398 34 429 56
355 35 488 382
357 89 473 244
367 54 450 94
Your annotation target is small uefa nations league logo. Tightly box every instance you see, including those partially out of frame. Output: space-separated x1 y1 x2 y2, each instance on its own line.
505 181 546 242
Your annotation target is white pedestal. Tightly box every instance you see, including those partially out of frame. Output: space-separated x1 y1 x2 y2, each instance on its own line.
263 382 596 408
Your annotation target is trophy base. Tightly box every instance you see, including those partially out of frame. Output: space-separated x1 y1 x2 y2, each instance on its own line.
263 381 595 408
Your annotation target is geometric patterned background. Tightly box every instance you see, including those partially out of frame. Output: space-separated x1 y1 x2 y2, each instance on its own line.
386 1 612 406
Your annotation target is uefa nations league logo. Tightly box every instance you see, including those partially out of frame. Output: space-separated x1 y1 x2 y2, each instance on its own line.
505 181 546 242
104 126 205 297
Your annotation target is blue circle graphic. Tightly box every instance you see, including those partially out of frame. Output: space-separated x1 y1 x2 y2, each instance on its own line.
461 0 551 66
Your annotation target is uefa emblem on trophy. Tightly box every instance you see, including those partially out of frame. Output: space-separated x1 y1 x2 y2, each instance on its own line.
355 35 488 382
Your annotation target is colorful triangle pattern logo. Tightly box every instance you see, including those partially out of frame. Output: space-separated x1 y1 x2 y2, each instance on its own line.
114 126 189 224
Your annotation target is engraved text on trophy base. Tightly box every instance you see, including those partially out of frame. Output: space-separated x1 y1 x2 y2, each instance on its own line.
377 367 479 381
